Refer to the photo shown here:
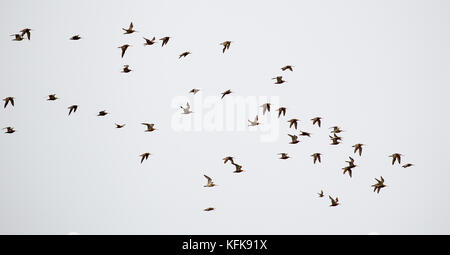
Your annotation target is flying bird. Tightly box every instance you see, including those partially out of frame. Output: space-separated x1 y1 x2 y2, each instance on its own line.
69 35 81 40
3 97 15 108
179 51 191 59
47 94 58 101
353 144 364 156
20 28 32 40
115 123 126 128
260 103 271 115
311 117 322 127
330 126 344 134
68 105 78 115
372 176 386 193
342 166 354 178
142 123 157 132
220 41 232 53
288 119 299 129
288 134 299 144
221 89 232 99
203 175 216 187
118 44 131 58
189 88 200 94
329 196 339 207
139 152 151 163
299 131 311 137
143 37 156 46
278 153 290 160
232 162 244 173
223 156 234 164
272 76 285 85
180 102 193 114
3 127 15 134
97 110 108 116
122 22 136 34
402 163 414 168
345 156 356 168
318 190 324 198
122 65 132 73
311 153 322 164
204 207 215 212
160 36 170 47
281 65 293 72
389 153 402 165
277 107 286 118
248 116 259 126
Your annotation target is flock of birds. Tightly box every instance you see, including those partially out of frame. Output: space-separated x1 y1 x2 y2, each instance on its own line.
4 23 415 211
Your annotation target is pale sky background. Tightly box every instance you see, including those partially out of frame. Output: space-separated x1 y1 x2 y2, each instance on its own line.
1 0 450 234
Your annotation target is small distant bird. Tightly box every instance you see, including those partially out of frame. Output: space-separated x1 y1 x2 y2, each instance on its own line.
189 88 200 94
342 166 354 178
47 94 58 101
278 153 290 160
68 105 78 115
248 116 259 126
221 89 232 99
3 127 15 134
143 37 156 46
281 65 293 72
142 123 157 132
402 163 414 168
288 134 299 144
69 35 81 40
261 103 271 115
299 131 311 137
311 117 322 127
11 34 24 41
223 156 234 164
179 51 191 59
311 153 322 164
232 163 244 173
97 110 108 116
329 196 339 207
3 97 15 108
318 190 324 198
372 176 386 193
272 76 285 84
329 134 342 145
122 65 132 73
160 36 170 47
353 144 364 156
139 152 151 163
203 175 216 187
20 28 32 40
118 44 131 58
389 153 402 165
346 156 356 168
115 123 126 128
204 207 215 212
122 22 136 34
277 107 286 118
330 126 344 134
288 119 299 129
220 41 232 53
180 102 193 114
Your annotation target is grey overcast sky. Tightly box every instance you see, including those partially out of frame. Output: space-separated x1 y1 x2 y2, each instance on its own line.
1 0 450 234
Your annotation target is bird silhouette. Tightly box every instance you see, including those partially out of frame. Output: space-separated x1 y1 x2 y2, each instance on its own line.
372 176 386 193
122 22 136 34
288 134 300 144
389 153 402 165
281 65 293 72
402 163 414 168
272 76 285 84
318 190 324 198
143 37 156 46
115 123 126 129
353 144 364 156
68 105 78 115
69 35 81 40
288 119 299 129
330 126 344 134
278 153 290 160
47 94 58 101
311 117 322 127
220 41 232 53
329 196 339 207
260 103 271 115
3 127 15 134
203 175 216 187
160 36 170 47
248 116 259 126
180 102 193 114
311 153 322 164
299 131 311 137
139 152 151 163
277 107 286 118
189 88 200 94
97 110 108 116
3 97 15 108
118 44 131 58
221 89 232 99
223 156 234 164
142 123 157 132
204 207 215 211
11 34 24 41
232 162 244 173
179 51 191 59
20 28 32 40
122 65 132 73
